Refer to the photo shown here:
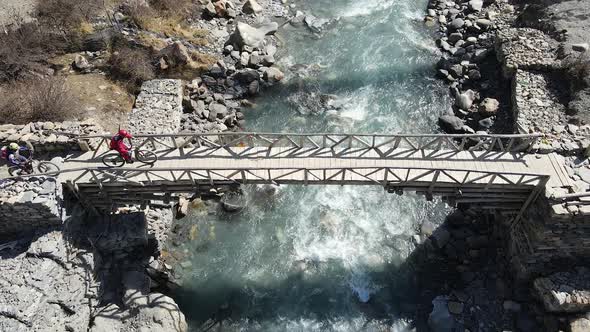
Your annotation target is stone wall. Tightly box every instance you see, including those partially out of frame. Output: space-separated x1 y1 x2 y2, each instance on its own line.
512 69 590 154
0 177 62 238
533 267 590 313
507 197 590 281
0 120 104 153
127 79 183 134
84 212 187 332
496 28 590 155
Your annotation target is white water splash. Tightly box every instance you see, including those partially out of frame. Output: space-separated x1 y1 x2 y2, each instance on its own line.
337 0 397 18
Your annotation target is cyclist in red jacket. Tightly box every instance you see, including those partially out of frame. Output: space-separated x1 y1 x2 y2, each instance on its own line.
110 129 134 163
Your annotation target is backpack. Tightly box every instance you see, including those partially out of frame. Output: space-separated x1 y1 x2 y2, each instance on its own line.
0 147 7 160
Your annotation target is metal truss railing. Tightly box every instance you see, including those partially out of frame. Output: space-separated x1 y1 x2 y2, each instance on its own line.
80 132 543 157
61 165 549 190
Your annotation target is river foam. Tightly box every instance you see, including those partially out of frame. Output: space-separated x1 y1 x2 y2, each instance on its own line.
174 0 452 330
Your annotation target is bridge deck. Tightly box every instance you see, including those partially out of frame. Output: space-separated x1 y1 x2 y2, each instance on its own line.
58 147 571 190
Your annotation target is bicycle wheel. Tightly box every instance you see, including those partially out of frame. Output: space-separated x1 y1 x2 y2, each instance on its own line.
136 150 158 165
37 161 60 174
102 154 125 167
8 166 22 177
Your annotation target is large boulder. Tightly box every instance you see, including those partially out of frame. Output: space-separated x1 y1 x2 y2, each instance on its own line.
234 69 260 83
468 0 483 12
455 90 476 110
571 317 590 332
242 0 263 14
73 54 90 70
304 14 330 33
478 98 500 117
263 67 284 83
227 22 279 50
158 42 191 67
439 115 464 133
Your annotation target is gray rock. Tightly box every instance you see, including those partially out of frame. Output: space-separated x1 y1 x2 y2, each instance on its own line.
553 125 566 134
478 117 494 129
262 55 275 66
567 124 579 135
265 44 277 57
248 80 260 95
449 64 463 77
473 48 489 62
570 317 590 332
240 52 250 67
448 301 464 314
249 51 262 67
467 69 481 80
572 43 589 52
242 0 263 14
475 19 493 29
228 22 278 50
73 54 90 70
263 67 284 83
304 14 329 33
19 191 35 203
468 0 483 12
439 115 465 133
455 90 476 110
209 103 228 120
450 18 465 30
466 36 478 44
204 1 217 16
478 98 499 117
234 69 260 83
440 40 452 52
448 32 463 44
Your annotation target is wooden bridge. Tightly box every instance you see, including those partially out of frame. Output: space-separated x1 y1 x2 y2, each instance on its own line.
45 132 572 219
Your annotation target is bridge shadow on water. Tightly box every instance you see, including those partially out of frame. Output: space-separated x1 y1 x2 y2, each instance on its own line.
169 212 495 332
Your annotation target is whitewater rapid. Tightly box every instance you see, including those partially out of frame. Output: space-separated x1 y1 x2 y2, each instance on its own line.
173 0 453 331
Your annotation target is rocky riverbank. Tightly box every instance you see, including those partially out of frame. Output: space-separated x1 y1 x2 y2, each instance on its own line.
429 0 590 154
425 0 590 330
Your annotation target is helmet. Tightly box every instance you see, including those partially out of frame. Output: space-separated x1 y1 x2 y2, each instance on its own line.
118 129 132 138
8 143 18 150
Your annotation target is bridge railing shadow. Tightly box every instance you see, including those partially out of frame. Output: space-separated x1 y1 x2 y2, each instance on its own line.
169 207 512 332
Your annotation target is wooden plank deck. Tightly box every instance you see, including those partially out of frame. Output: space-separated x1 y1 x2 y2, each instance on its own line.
58 147 571 191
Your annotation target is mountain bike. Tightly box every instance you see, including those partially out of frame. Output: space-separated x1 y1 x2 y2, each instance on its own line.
8 157 60 177
101 148 158 167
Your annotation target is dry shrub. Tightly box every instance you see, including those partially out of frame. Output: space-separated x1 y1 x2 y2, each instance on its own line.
148 0 193 13
125 1 208 46
35 0 101 29
136 32 170 52
565 52 590 90
0 21 67 82
35 0 103 45
160 51 217 80
109 46 155 89
0 77 81 124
